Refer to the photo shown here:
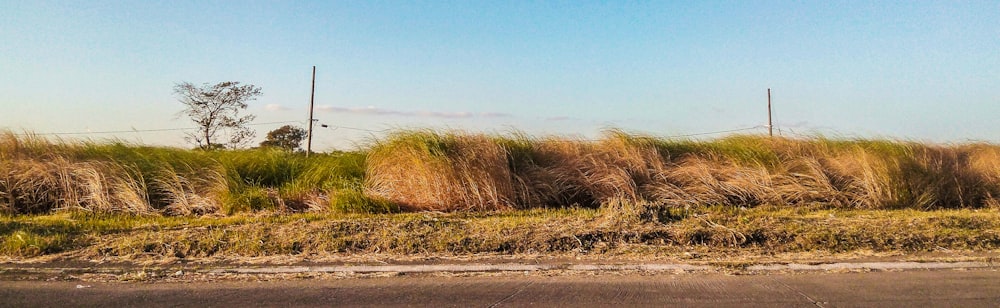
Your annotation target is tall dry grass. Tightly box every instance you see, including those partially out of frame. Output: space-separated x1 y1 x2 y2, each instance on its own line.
365 130 1000 212
0 156 153 215
1 133 152 214
5 129 1000 216
0 131 372 216
365 131 515 211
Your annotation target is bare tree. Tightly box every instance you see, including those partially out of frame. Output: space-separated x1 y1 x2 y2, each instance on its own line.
174 81 261 150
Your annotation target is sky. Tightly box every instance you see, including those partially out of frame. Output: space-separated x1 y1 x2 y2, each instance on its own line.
1 1 998 150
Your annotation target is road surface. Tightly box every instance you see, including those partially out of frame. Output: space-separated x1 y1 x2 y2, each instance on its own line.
2 269 999 307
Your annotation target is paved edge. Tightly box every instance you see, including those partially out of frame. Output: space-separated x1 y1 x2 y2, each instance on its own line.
746 261 994 271
2 261 995 276
206 261 996 274
208 263 716 274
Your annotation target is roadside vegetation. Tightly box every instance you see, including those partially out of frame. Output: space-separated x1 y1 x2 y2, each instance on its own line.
0 131 377 216
368 129 1000 211
2 207 998 260
2 130 1000 260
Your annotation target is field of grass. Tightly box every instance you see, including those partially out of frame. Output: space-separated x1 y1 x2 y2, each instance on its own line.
1 131 382 216
367 129 1000 211
3 130 1000 260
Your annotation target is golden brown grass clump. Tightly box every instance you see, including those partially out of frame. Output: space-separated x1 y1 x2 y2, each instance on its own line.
365 131 516 211
1 133 153 215
365 130 1000 212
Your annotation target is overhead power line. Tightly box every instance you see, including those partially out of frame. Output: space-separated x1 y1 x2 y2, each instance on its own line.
661 126 766 138
320 123 389 133
316 123 761 138
11 121 302 136
11 121 764 144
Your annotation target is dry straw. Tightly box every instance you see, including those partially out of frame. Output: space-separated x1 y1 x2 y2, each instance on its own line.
365 130 1000 212
365 131 516 211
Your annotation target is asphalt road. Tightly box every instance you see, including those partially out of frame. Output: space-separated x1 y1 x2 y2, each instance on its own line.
3 270 999 307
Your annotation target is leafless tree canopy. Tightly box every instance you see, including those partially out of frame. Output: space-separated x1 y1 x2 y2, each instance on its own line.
174 81 261 150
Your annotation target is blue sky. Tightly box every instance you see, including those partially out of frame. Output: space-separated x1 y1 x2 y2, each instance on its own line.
1 1 997 150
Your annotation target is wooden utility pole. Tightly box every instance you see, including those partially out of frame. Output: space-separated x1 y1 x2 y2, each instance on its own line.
767 88 773 137
306 66 316 157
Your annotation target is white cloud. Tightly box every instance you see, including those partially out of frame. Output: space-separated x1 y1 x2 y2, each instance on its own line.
264 104 290 111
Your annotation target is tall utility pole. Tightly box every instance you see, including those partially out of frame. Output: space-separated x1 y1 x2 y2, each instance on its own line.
767 88 773 137
306 66 316 157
